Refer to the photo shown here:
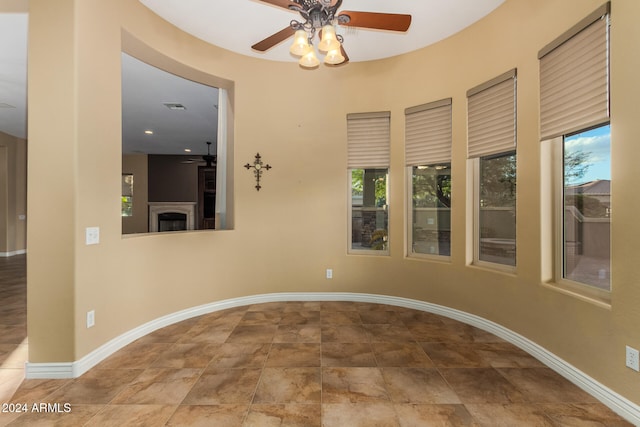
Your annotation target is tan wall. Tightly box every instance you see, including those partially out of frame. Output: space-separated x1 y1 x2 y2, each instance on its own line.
0 131 27 255
24 0 640 406
121 154 148 234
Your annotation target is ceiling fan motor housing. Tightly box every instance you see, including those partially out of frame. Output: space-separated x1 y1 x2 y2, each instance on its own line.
290 0 344 29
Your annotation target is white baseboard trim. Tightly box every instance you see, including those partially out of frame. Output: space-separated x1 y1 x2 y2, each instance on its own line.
25 292 640 425
0 249 26 257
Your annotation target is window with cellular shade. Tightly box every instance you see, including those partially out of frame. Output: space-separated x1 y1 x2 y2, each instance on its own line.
405 98 452 166
467 69 517 158
347 112 390 169
538 2 610 140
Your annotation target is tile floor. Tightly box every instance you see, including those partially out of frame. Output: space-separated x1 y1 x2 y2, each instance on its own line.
0 255 633 426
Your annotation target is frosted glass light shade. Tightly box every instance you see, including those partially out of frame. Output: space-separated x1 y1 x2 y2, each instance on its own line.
324 48 345 65
290 30 311 56
318 25 340 52
299 49 320 68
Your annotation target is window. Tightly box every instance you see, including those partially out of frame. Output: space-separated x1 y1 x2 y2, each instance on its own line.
351 168 388 251
347 112 390 253
478 152 516 266
467 69 517 268
405 99 452 258
410 165 451 256
539 3 610 293
122 173 133 217
562 125 610 290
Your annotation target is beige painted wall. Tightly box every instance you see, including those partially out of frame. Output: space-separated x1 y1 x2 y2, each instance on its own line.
24 0 640 406
0 131 27 255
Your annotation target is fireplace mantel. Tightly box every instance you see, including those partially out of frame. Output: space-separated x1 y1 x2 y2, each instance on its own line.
148 202 196 232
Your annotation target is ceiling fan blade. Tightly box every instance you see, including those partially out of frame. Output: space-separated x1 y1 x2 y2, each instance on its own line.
251 26 296 52
340 44 349 64
338 11 412 32
254 0 294 10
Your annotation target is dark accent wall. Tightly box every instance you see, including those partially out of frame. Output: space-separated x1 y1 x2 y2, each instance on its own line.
148 155 199 202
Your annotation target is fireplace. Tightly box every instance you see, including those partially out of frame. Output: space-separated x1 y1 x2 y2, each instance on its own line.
157 212 187 232
148 202 196 232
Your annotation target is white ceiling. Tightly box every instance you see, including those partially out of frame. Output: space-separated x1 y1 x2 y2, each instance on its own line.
139 0 505 63
121 53 219 156
0 13 28 140
0 0 505 154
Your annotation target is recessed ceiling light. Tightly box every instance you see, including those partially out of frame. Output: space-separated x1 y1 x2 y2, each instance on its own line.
184 148 191 153
144 130 154 135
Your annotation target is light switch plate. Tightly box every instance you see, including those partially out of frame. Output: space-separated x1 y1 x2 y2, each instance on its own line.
85 227 100 245
86 310 95 328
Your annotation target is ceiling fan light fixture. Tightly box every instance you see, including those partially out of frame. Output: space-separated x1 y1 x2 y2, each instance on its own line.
324 47 345 65
318 25 340 52
252 0 412 69
299 49 320 68
290 29 311 56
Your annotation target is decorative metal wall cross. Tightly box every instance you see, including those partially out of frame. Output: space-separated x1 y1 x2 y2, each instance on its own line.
244 153 272 191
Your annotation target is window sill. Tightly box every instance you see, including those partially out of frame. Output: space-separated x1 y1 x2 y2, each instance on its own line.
541 280 611 309
348 249 390 256
407 253 451 263
468 260 517 277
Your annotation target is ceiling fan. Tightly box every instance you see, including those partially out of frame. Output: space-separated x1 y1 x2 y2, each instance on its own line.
181 141 217 167
251 0 412 66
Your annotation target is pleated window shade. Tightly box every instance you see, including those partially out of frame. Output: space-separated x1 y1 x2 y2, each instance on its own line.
347 112 390 169
405 98 452 166
538 3 610 140
467 69 517 158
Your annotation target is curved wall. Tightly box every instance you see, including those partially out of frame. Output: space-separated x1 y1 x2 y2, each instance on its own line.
24 0 640 407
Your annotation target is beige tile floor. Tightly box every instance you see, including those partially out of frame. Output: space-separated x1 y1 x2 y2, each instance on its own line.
0 255 633 426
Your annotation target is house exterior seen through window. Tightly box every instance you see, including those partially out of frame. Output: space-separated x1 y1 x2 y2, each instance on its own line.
411 164 451 256
351 168 388 251
478 152 516 266
563 124 611 290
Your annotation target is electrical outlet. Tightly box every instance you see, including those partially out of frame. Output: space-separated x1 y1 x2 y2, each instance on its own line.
326 269 333 279
86 310 95 328
626 346 639 371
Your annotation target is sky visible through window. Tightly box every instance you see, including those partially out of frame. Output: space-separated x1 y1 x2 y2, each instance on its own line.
564 124 611 185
